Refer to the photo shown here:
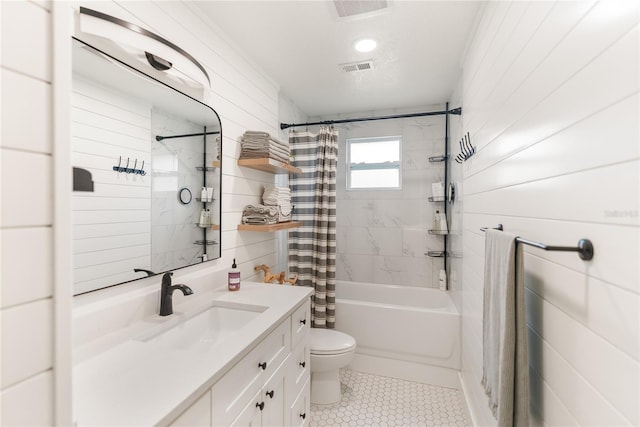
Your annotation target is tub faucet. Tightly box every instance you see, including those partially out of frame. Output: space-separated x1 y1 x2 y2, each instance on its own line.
159 272 193 316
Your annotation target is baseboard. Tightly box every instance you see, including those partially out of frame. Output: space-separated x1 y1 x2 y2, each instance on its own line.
458 372 478 426
347 352 461 389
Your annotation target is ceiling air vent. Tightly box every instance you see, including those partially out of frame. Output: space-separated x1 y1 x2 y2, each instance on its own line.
341 60 375 73
333 0 387 18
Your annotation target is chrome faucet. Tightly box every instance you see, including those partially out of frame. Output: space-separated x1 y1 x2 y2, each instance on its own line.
159 272 193 316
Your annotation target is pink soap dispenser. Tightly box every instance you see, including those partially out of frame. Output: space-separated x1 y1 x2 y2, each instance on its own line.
228 258 240 291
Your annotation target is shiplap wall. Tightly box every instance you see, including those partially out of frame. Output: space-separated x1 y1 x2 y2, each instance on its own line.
2 0 299 423
72 76 153 294
458 2 639 426
0 1 55 425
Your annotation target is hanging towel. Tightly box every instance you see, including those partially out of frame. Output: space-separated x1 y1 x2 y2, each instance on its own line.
481 229 529 427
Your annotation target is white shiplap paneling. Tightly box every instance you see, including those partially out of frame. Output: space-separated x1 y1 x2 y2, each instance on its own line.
457 2 639 426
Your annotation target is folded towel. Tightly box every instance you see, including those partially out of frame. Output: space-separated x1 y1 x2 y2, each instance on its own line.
241 204 279 225
241 215 278 225
482 229 529 427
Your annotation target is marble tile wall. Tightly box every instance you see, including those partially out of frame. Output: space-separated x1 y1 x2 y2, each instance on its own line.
333 106 447 288
151 109 220 272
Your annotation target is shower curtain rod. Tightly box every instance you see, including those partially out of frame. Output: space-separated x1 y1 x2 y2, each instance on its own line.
279 107 462 130
155 130 220 141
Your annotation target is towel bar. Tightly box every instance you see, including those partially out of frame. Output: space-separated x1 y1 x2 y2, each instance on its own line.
480 224 594 261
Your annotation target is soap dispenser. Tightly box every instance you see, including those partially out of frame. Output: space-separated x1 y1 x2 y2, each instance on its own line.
228 258 240 291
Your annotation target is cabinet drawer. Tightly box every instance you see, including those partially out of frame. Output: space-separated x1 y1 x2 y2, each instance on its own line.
287 342 310 401
212 319 290 426
290 377 310 427
291 300 310 349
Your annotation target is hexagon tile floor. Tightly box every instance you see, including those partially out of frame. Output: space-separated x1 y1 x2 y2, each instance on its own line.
310 369 471 427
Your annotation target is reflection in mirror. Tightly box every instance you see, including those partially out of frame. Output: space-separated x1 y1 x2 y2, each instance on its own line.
71 38 221 295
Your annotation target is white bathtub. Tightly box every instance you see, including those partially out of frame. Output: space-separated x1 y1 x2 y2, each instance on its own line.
335 280 461 388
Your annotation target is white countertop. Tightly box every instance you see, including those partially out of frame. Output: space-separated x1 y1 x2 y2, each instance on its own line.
73 283 312 426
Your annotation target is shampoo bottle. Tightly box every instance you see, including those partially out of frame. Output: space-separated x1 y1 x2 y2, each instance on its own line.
228 258 240 291
432 210 440 231
439 269 447 291
438 212 448 234
199 209 207 227
201 187 208 202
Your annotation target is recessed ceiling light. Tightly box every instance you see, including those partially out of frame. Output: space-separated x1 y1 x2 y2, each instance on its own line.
354 38 377 53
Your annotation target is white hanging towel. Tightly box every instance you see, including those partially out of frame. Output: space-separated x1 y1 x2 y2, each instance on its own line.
481 229 530 427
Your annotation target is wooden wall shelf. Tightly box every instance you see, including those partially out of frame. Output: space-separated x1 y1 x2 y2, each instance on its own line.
237 221 302 232
237 158 301 174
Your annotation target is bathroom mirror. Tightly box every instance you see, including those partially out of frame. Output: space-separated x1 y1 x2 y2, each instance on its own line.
71 37 222 295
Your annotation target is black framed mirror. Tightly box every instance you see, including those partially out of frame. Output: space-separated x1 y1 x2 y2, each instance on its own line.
71 37 222 295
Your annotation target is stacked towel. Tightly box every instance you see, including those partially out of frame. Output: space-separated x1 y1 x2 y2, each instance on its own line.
241 204 278 225
239 131 290 164
262 186 292 222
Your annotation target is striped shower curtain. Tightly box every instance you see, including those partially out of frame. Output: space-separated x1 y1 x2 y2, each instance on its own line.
288 126 338 329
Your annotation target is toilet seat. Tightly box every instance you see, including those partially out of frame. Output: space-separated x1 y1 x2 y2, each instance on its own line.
310 329 356 355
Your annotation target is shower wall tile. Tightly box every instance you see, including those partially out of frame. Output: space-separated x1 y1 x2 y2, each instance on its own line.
371 255 433 287
334 108 447 287
401 228 441 258
337 253 373 283
340 199 375 227
343 227 402 257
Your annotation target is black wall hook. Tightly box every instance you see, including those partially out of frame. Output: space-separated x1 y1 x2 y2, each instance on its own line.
113 156 146 175
455 132 476 163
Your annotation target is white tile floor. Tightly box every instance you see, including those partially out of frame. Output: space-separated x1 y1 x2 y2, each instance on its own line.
310 369 471 427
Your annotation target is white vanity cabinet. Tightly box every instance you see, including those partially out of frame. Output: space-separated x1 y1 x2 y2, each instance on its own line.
286 302 311 426
169 391 212 427
168 298 311 427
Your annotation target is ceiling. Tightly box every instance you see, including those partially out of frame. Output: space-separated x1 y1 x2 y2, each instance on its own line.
196 1 481 117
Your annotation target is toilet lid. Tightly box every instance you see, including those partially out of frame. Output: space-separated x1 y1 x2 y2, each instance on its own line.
310 329 356 355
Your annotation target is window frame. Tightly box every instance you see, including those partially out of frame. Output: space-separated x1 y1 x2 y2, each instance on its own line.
346 136 402 191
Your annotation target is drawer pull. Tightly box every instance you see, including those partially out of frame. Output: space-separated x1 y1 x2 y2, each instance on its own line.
299 413 306 420
299 318 306 325
299 361 306 368
256 401 265 411
258 362 267 370
266 390 275 399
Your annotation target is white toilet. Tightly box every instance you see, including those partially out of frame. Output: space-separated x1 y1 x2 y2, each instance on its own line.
309 328 357 405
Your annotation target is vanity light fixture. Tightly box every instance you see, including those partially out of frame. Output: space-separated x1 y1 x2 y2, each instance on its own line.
354 38 377 53
77 7 210 96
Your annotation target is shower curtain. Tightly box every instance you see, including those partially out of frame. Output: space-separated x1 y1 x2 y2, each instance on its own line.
288 126 338 329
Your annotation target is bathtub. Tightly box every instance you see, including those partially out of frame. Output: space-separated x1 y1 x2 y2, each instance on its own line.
335 280 461 388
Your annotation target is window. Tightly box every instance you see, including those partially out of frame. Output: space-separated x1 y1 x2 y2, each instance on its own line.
347 136 401 190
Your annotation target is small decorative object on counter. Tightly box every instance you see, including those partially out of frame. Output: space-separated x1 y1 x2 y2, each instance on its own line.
228 258 240 291
254 264 298 285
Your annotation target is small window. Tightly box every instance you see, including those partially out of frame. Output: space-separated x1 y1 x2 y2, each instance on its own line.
347 136 401 190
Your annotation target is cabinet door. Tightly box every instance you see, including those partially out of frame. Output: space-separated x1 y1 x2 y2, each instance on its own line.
262 358 287 427
228 390 262 427
289 378 310 427
291 301 310 350
170 390 211 427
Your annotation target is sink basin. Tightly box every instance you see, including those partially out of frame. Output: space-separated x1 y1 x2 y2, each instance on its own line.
141 303 266 351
